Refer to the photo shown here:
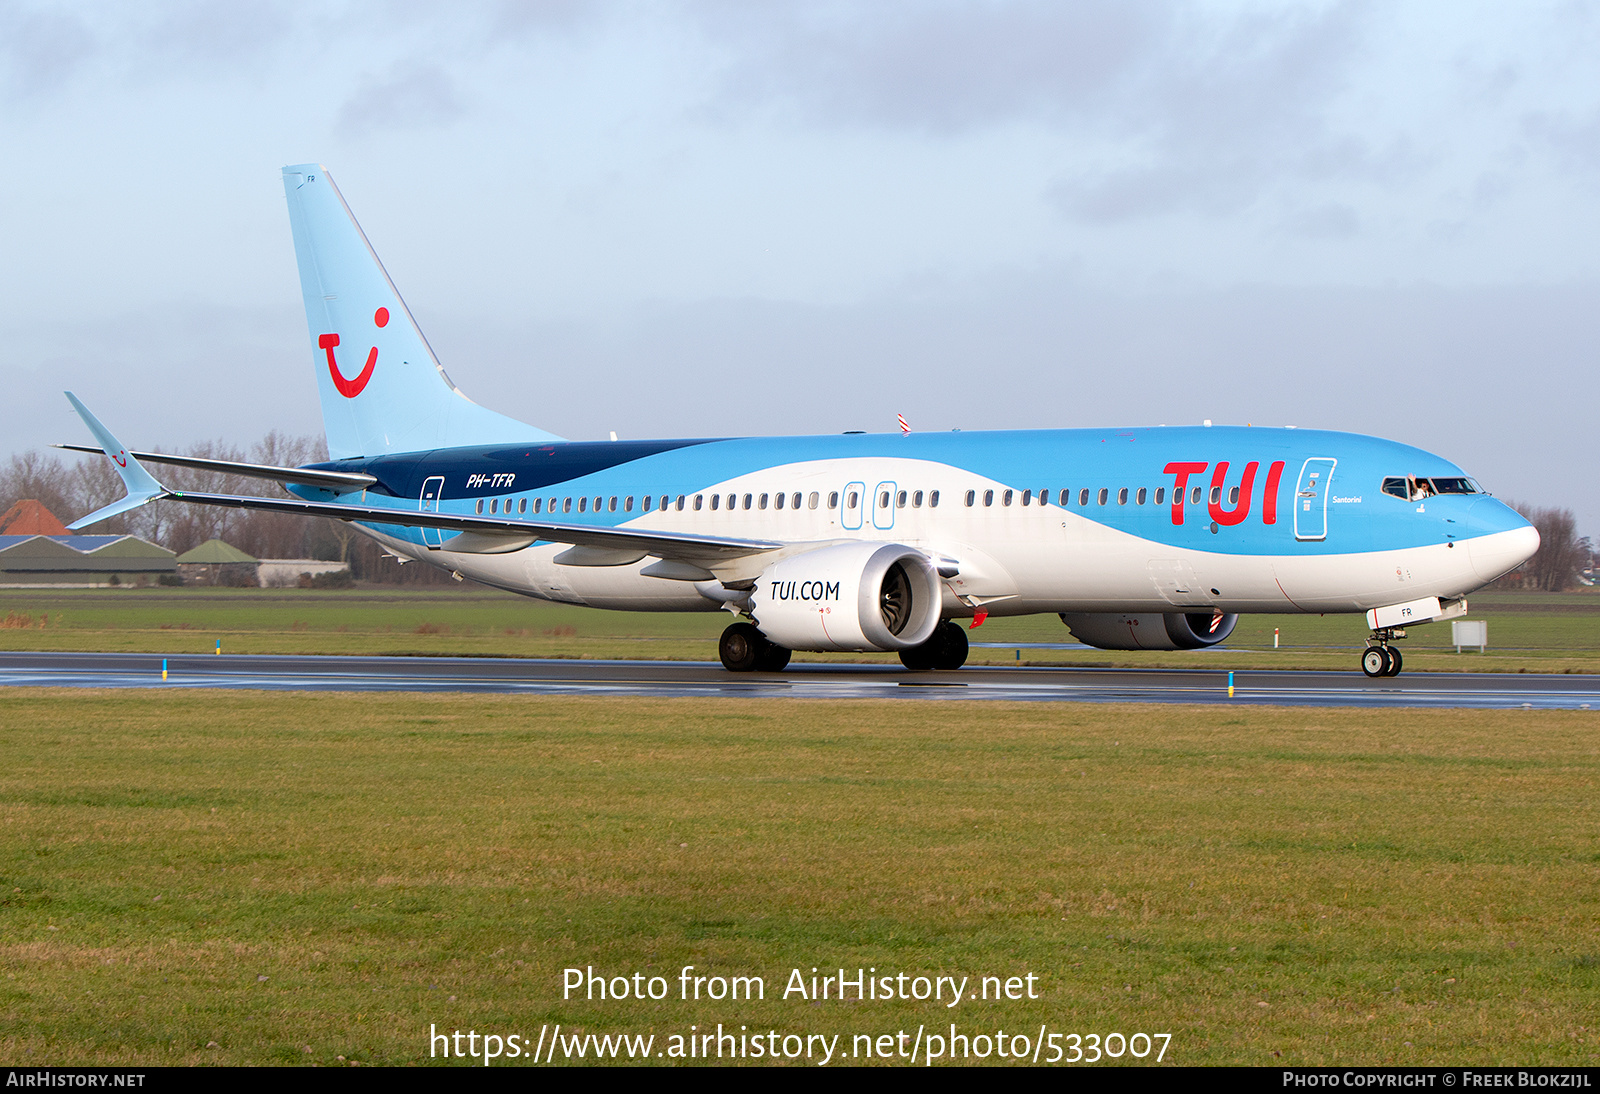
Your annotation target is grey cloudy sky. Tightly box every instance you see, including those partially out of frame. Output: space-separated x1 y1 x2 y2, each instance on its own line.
3 1 1597 531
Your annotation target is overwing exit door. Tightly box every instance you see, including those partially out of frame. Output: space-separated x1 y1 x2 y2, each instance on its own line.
841 481 866 530
1293 459 1336 541
873 481 897 530
419 475 445 548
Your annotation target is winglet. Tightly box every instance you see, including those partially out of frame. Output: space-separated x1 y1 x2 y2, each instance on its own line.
63 392 167 529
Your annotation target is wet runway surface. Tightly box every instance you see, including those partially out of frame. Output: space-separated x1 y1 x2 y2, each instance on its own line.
2 651 1597 708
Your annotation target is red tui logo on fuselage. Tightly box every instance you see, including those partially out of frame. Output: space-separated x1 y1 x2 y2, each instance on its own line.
1164 461 1286 526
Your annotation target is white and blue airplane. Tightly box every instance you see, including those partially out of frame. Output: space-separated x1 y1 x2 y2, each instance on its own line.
61 164 1539 677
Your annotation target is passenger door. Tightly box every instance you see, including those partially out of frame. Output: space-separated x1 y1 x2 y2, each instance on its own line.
1293 459 1336 541
419 475 445 548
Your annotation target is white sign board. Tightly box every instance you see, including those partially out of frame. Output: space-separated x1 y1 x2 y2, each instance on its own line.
1452 620 1487 652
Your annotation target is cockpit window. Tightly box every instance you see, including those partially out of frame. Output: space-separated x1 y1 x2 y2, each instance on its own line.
1384 475 1478 501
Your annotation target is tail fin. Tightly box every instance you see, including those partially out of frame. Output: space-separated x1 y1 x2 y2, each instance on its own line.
282 164 560 459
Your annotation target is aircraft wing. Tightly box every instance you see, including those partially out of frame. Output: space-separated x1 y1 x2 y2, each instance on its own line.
62 392 781 563
162 486 783 559
53 443 376 491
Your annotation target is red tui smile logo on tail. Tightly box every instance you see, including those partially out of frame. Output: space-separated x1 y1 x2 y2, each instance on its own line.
320 307 389 398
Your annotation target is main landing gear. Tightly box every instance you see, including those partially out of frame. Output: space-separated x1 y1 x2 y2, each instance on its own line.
1361 629 1405 678
898 620 970 671
719 622 791 673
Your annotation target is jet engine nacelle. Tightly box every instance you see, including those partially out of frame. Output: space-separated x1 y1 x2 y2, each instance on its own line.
750 542 943 652
1060 611 1238 651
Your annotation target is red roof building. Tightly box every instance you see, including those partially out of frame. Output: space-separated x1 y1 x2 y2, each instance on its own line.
0 500 69 536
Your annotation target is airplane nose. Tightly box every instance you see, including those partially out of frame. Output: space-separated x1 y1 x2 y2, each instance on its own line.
1465 501 1540 584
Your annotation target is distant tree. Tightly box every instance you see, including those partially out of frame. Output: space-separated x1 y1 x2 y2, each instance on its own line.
1506 503 1586 592
0 450 79 525
2 433 460 584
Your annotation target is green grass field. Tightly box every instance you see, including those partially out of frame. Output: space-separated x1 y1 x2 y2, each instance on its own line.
0 692 1596 1066
2 586 1598 673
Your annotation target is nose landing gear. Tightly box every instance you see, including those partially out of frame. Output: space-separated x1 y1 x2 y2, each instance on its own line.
1361 629 1405 678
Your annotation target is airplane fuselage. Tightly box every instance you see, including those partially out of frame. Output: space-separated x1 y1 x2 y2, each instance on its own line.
298 424 1534 619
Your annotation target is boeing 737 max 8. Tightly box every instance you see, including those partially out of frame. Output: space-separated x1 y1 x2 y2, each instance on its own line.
60 165 1539 677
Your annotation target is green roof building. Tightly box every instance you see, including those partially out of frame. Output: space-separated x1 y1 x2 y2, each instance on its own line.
0 535 178 586
176 539 257 564
175 539 259 587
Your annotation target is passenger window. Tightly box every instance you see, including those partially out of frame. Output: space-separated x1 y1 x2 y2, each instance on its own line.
880 491 890 508
662 496 671 511
774 492 783 510
676 495 686 511
965 490 976 507
693 494 703 510
641 495 652 512
1021 490 1031 506
793 492 802 509
1191 486 1202 505
847 491 859 509
912 490 923 508
1002 489 1013 506
1059 489 1070 506
533 498 542 514
1135 488 1146 505
759 493 768 510
929 490 939 507
711 494 720 510
897 490 907 507
624 496 633 512
1117 488 1128 505
476 499 485 514
1155 487 1165 505
828 491 838 509
1228 486 1239 505
519 498 527 514
490 498 498 514
1037 488 1049 506
809 492 820 509
1097 488 1108 506
1209 487 1220 504
742 493 751 509
578 497 588 513
1079 489 1089 506
608 496 618 512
